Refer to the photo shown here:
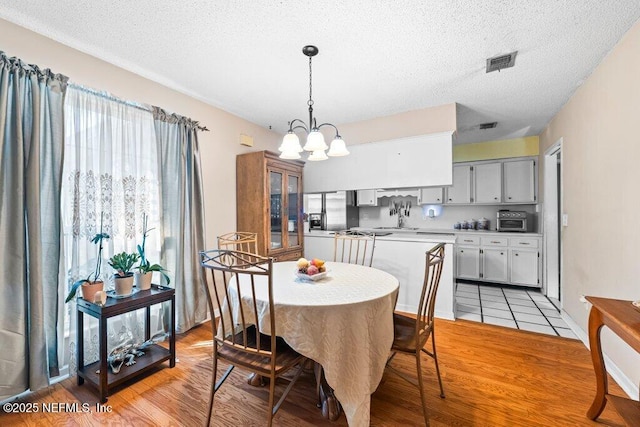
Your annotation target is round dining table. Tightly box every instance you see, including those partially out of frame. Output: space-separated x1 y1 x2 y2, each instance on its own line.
221 260 400 426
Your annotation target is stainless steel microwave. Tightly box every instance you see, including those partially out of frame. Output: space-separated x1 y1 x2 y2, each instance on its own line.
496 211 527 232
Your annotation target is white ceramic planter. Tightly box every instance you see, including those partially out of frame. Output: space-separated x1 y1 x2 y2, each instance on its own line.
114 274 134 295
134 271 153 290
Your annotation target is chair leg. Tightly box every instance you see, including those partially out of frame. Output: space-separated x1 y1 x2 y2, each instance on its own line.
427 330 445 398
207 345 218 427
267 374 276 427
415 350 430 427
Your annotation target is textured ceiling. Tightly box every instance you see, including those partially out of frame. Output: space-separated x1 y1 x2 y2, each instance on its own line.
1 1 639 144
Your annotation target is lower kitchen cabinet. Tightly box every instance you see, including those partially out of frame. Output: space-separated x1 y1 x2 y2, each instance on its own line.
456 246 480 280
454 233 541 288
482 248 509 282
510 249 539 286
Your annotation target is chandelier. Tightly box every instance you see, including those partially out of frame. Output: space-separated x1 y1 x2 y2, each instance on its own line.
279 45 349 161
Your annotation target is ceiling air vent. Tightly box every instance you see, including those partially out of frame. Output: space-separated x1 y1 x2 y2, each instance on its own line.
479 122 497 130
486 51 517 73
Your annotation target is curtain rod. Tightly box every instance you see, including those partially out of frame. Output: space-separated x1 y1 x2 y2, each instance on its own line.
68 82 209 132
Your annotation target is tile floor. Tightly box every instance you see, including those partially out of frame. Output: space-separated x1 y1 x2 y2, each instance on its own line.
455 282 578 339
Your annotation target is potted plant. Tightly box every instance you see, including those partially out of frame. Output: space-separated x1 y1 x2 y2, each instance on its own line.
109 251 140 296
65 214 110 303
134 213 170 290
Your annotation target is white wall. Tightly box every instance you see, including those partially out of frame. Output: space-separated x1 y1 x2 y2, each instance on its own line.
540 18 640 397
0 18 282 249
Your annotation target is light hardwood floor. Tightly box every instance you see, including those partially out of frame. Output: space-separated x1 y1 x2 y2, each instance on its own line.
1 319 627 426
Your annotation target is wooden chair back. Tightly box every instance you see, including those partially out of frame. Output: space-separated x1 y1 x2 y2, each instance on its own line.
200 249 275 357
217 232 258 254
415 243 445 346
333 230 376 267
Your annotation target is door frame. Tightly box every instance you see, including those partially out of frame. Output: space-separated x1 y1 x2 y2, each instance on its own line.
543 138 563 304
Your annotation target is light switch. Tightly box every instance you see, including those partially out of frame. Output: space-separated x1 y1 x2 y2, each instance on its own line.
562 213 568 227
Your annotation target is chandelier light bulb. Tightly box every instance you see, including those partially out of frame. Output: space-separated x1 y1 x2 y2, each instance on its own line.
307 149 328 161
279 131 303 153
327 136 349 157
303 129 327 152
279 149 302 160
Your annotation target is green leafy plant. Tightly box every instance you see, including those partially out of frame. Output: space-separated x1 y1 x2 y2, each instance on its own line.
108 252 140 277
136 213 170 285
65 214 110 303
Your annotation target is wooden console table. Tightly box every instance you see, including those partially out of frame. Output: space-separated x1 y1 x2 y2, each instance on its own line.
585 296 640 426
76 284 176 403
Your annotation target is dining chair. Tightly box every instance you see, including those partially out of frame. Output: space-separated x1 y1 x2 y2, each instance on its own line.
217 231 258 254
385 243 446 427
333 230 376 266
200 249 305 427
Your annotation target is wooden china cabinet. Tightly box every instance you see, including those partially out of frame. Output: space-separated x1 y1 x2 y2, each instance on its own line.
236 150 304 261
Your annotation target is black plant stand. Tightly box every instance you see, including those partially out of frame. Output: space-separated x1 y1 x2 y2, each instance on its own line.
76 284 175 403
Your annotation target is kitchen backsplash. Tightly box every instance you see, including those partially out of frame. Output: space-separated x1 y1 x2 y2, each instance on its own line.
358 197 539 232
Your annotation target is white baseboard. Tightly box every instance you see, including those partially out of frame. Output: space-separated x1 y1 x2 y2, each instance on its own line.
562 309 639 400
394 303 455 321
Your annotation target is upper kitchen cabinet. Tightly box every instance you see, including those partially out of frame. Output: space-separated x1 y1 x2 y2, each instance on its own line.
503 159 537 203
303 131 454 193
356 189 378 206
236 151 304 262
474 162 502 203
446 165 473 204
417 187 444 204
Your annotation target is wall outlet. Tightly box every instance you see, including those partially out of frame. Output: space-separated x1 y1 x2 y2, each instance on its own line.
562 213 569 227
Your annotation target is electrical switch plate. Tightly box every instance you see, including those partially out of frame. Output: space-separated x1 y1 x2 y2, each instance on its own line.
562 213 568 227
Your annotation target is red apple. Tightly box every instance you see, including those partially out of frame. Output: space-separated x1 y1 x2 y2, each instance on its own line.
307 265 319 275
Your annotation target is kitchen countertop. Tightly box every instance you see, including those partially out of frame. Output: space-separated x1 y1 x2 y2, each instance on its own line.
305 227 541 242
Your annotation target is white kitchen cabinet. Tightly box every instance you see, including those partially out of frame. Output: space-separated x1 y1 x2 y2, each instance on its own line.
503 159 536 203
510 249 539 286
417 187 444 204
454 233 541 288
446 165 473 204
455 246 480 279
474 162 502 203
373 238 455 319
356 189 378 206
303 234 335 261
303 131 454 193
482 248 508 282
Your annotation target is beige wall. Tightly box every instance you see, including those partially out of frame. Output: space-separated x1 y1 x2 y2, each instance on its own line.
0 17 282 248
540 19 640 390
336 103 457 145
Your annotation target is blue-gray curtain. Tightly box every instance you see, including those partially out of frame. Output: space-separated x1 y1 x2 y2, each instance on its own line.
152 107 207 333
0 52 67 399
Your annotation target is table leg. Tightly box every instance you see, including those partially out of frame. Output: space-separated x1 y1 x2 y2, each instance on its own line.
99 316 108 403
586 307 607 420
314 363 342 421
170 297 176 368
77 309 84 386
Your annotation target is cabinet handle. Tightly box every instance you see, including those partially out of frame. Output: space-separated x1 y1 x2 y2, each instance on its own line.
437 198 441 201
515 253 519 256
464 239 473 242
460 250 464 253
519 242 530 245
448 198 452 201
494 197 498 200
508 197 512 200
501 252 504 255
490 241 500 244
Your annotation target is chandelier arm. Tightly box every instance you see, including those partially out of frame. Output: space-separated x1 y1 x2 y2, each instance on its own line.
287 118 309 132
316 122 341 137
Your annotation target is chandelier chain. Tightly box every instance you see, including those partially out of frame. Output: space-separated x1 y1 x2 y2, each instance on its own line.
308 56 313 107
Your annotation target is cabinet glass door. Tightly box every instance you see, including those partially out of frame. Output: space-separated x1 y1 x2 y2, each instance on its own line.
269 171 283 250
287 174 300 247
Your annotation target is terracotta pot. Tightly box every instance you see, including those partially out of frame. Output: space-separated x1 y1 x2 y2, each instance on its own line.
114 274 134 296
134 271 153 290
81 281 104 302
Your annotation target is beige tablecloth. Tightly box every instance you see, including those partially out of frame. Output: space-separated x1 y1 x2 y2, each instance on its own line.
221 261 399 426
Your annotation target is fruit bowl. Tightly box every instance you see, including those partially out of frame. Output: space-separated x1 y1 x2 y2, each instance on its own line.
295 270 329 281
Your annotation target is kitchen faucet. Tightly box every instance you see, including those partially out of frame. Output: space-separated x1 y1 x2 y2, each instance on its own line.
397 209 405 228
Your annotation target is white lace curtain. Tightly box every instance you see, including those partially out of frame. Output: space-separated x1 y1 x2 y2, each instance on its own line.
61 85 164 369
